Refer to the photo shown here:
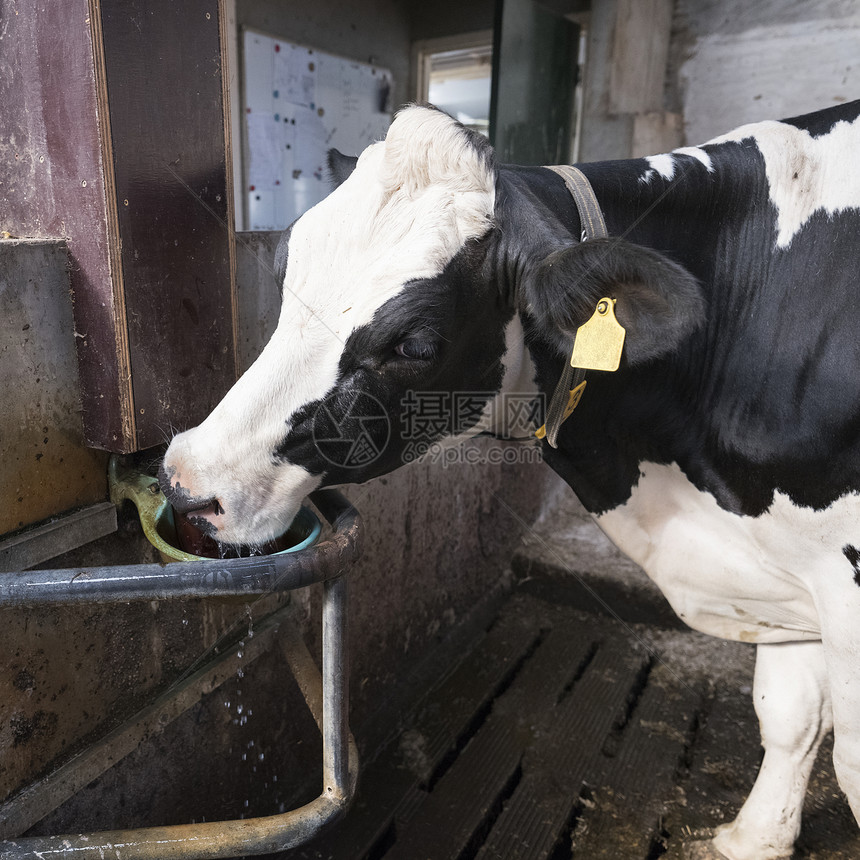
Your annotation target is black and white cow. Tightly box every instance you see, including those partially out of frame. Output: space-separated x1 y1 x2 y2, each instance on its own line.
162 100 860 859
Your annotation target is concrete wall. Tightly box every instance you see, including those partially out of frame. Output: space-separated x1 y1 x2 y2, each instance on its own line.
578 0 860 162
407 0 495 43
670 0 860 144
237 0 412 108
578 0 682 161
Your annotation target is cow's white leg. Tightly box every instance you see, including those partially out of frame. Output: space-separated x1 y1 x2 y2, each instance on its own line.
817 592 860 826
829 673 860 826
708 640 832 860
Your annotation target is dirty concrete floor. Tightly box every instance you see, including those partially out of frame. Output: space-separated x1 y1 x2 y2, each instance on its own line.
278 491 860 860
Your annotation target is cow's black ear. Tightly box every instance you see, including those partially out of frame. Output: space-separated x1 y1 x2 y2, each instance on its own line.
524 237 705 365
327 149 358 187
273 226 291 292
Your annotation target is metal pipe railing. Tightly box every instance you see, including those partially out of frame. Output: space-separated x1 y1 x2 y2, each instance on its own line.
0 490 360 605
0 489 362 859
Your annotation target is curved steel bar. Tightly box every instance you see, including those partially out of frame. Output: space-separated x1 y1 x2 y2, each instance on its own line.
0 490 361 606
0 789 356 860
0 551 358 859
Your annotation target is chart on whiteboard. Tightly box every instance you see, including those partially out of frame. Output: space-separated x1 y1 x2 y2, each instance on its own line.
242 29 393 231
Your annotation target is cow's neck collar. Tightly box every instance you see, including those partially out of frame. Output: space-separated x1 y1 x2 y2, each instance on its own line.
538 165 611 448
544 165 608 242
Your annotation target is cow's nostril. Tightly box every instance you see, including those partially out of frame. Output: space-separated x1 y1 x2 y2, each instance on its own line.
172 496 223 518
189 499 224 518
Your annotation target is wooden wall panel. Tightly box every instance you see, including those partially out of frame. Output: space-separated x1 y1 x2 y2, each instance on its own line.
98 0 238 450
0 0 134 450
0 0 237 453
0 240 109 536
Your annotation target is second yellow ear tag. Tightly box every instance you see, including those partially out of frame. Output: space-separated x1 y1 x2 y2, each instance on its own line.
570 298 626 372
534 380 587 440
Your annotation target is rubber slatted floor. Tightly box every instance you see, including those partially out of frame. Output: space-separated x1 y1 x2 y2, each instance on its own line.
280 586 859 860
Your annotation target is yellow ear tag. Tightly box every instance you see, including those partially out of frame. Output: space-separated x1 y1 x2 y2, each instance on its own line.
570 298 626 372
535 380 587 439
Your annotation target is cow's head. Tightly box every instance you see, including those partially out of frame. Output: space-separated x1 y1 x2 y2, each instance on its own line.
161 105 703 546
161 106 517 545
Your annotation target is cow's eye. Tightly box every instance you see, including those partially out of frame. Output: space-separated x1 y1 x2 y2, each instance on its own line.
393 339 437 361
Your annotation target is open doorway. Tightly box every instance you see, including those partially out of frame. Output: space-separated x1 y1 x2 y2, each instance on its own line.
414 31 493 136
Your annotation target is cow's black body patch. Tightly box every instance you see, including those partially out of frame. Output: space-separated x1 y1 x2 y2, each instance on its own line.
500 100 860 520
783 100 860 137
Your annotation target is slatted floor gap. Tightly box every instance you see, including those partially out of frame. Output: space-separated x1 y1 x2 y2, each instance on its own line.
279 582 859 860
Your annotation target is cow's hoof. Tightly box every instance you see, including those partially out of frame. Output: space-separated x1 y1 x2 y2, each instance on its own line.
683 839 731 860
682 834 793 860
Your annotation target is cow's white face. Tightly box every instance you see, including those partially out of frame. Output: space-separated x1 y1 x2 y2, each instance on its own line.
161 107 521 546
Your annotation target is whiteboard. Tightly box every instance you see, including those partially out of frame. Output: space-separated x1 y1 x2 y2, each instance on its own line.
242 29 393 231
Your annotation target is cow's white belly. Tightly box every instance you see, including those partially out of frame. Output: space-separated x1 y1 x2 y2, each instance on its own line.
596 462 860 643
